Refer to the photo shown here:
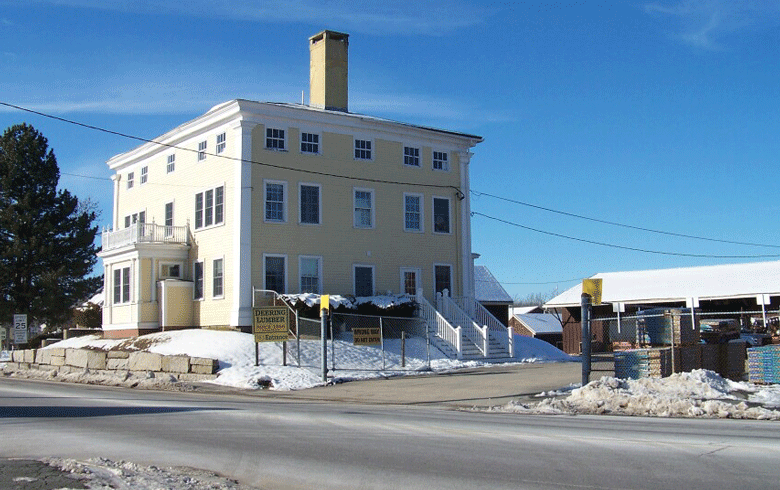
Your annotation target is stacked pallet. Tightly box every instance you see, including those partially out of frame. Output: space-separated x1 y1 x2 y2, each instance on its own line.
747 344 780 384
672 345 702 373
702 341 747 381
614 348 672 379
639 309 700 346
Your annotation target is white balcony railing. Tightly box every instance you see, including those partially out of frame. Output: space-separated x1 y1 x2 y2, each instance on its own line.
101 222 190 251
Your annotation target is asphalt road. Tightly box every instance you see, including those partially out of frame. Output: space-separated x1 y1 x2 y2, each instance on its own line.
2 373 779 490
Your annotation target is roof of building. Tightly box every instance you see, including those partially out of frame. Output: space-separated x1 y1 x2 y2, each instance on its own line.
544 260 780 308
474 265 513 303
512 313 562 334
511 305 544 315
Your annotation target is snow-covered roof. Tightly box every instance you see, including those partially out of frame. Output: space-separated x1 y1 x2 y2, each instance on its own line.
512 313 562 334
512 306 543 315
474 265 513 303
545 260 780 308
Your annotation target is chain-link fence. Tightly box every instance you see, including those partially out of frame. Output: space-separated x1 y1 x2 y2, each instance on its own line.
284 312 432 373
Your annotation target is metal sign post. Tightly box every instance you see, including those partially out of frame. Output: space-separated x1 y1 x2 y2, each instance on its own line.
581 293 591 387
320 295 330 382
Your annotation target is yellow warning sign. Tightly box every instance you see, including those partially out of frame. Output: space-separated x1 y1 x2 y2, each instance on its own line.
353 327 381 346
582 279 603 305
253 307 289 342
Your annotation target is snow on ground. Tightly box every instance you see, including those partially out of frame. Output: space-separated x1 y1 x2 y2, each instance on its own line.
37 329 571 391
491 369 780 420
43 457 256 490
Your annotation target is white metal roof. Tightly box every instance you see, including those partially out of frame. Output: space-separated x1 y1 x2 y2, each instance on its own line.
512 313 563 334
544 260 780 308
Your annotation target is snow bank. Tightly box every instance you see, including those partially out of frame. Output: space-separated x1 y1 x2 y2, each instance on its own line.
34 328 571 392
493 370 780 420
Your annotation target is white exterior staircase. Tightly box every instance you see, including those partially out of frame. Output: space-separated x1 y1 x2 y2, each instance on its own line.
416 289 514 362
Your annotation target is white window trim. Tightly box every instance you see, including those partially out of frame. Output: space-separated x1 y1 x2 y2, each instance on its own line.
300 131 321 155
400 267 422 296
433 263 453 296
299 255 323 294
432 195 452 235
198 140 207 161
212 256 225 299
265 126 287 151
353 264 376 297
127 172 134 189
113 265 132 304
140 166 148 185
263 253 288 294
298 182 322 226
403 146 421 168
167 153 176 173
353 187 375 230
432 149 450 172
263 179 288 224
353 138 373 161
216 132 226 154
193 260 205 301
159 261 183 279
194 183 226 232
403 192 424 233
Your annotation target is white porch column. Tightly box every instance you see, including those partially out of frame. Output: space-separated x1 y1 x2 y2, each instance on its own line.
459 150 474 300
111 174 121 230
231 120 254 327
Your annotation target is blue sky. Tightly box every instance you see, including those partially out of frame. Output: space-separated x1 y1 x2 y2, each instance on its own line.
2 0 779 301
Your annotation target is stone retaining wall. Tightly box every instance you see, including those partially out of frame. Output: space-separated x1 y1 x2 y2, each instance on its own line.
4 347 219 381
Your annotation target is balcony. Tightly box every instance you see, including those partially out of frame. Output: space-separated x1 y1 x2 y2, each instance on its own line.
101 222 190 252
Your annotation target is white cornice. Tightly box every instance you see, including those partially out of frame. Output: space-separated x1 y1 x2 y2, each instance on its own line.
107 99 482 171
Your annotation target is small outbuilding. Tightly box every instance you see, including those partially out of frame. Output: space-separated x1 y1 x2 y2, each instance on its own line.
474 265 513 326
509 309 563 349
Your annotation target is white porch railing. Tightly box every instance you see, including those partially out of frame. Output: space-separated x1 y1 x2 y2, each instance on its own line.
101 223 190 251
453 296 514 357
437 290 488 357
416 289 462 359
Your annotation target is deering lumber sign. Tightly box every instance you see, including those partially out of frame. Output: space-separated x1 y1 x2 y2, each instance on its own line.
253 307 289 342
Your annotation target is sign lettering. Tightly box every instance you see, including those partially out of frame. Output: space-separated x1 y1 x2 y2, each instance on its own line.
253 307 289 343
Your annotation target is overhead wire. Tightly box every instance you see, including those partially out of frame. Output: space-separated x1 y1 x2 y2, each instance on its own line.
471 189 780 249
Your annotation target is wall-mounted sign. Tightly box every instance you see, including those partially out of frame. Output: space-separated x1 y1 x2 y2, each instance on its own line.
353 327 381 346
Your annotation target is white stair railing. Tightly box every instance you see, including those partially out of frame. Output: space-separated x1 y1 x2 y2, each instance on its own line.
438 290 488 357
453 296 513 357
416 289 462 359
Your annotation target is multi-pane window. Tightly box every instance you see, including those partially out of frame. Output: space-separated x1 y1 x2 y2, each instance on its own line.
165 202 173 228
354 189 374 229
300 256 321 294
404 194 422 232
113 267 130 304
160 263 180 278
266 128 285 150
195 186 224 230
124 211 145 228
299 184 320 225
433 151 448 171
213 259 223 297
167 154 175 173
216 133 226 154
354 266 374 297
264 255 286 294
194 261 204 300
127 172 134 189
140 166 148 184
265 182 285 222
404 146 420 167
433 197 450 234
198 140 207 161
301 132 319 154
354 139 372 160
401 268 419 296
435 264 452 296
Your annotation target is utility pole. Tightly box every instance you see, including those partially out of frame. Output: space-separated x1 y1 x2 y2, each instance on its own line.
581 292 592 387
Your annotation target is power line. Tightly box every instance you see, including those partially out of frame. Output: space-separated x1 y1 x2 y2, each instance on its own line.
471 189 780 249
1 101 464 196
472 211 780 259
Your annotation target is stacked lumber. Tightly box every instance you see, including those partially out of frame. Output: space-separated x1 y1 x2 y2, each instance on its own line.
748 344 780 384
614 348 672 379
640 309 700 346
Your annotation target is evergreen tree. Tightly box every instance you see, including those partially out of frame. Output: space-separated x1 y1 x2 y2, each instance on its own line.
0 123 101 328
